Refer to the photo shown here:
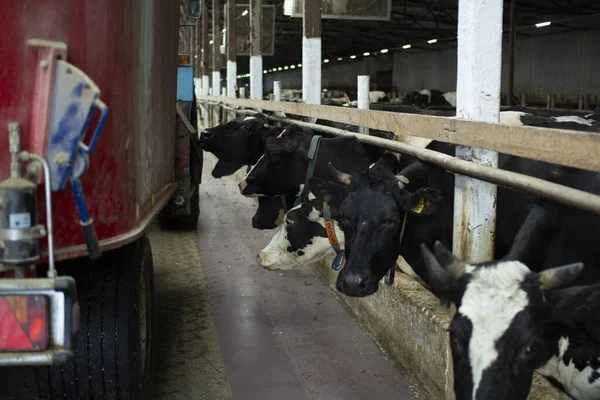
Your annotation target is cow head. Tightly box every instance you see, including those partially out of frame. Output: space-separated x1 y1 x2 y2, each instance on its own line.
257 203 344 269
240 125 311 197
199 115 270 172
331 153 442 296
421 241 600 400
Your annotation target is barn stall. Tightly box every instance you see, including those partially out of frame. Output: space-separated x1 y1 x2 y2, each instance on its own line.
193 0 599 399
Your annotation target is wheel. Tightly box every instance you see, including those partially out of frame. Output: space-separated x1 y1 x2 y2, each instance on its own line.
36 236 155 400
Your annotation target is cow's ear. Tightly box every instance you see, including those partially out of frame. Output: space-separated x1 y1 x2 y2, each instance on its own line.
309 177 349 203
545 283 600 325
404 188 443 216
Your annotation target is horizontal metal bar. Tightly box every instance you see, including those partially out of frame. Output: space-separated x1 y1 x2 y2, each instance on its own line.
199 95 600 172
203 101 600 215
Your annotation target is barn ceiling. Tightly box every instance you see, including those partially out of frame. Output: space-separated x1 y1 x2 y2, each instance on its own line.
202 0 600 73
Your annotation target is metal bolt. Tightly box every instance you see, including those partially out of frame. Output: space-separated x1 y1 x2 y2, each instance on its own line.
174 195 185 206
40 60 49 69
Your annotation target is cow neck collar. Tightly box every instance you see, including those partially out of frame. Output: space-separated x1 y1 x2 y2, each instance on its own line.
296 135 322 204
322 201 345 271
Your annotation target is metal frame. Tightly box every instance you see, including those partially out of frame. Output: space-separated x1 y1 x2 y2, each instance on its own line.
199 99 600 216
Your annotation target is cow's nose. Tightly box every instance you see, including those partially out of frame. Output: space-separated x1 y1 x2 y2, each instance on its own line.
336 271 371 296
201 129 213 139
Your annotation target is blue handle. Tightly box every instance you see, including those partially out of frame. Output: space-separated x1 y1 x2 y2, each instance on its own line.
80 99 108 154
71 179 91 223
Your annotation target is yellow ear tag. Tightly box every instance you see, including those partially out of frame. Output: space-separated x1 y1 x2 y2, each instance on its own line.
264 124 269 128
410 197 425 214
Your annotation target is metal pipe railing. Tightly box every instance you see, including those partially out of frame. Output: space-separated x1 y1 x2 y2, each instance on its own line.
202 101 600 215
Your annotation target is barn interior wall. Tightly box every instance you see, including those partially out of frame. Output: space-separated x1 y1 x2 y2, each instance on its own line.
259 28 599 104
394 28 600 103
263 53 393 94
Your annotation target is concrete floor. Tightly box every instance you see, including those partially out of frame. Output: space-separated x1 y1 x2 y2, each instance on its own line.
0 153 417 400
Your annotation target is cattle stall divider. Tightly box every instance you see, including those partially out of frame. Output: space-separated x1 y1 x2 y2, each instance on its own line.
199 98 600 215
196 98 574 400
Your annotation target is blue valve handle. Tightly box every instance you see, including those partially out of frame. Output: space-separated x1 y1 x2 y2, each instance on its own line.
80 99 108 155
71 178 101 260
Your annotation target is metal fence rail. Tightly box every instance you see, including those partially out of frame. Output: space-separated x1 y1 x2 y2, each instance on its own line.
200 99 600 215
198 95 600 173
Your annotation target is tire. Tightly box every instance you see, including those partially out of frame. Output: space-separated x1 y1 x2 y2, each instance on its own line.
36 236 155 400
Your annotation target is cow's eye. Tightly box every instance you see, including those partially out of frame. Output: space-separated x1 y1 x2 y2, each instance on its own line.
244 125 253 131
286 218 293 225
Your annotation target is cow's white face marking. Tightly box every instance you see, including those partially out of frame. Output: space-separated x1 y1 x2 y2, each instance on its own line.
554 115 594 126
538 337 600 400
276 128 287 138
459 261 531 397
243 116 257 121
418 89 432 103
258 205 345 269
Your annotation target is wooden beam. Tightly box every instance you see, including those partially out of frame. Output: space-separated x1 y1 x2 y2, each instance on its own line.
197 96 600 173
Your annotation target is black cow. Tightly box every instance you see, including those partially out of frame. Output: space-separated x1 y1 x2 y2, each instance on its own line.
239 124 387 198
402 89 456 108
199 115 270 178
199 116 296 229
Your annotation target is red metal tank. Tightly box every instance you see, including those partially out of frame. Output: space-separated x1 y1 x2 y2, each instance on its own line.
0 1 180 261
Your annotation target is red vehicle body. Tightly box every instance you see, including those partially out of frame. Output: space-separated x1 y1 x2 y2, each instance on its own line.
0 1 200 398
1 2 179 258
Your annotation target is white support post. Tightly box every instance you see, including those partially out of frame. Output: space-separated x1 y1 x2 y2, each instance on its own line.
302 0 321 106
274 81 281 102
357 75 370 135
227 61 237 97
250 57 263 99
212 72 221 96
453 0 503 262
249 0 263 100
227 0 237 98
239 87 246 98
202 75 210 96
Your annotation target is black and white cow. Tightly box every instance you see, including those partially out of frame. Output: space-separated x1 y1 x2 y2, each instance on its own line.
402 89 456 108
199 116 297 229
420 241 600 400
257 201 345 269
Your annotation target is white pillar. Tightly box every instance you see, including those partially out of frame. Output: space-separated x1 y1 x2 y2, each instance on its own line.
250 56 263 99
453 0 503 262
212 71 221 96
227 61 237 97
302 0 321 106
202 75 210 96
274 81 281 101
222 87 226 96
357 75 370 135
249 0 263 100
